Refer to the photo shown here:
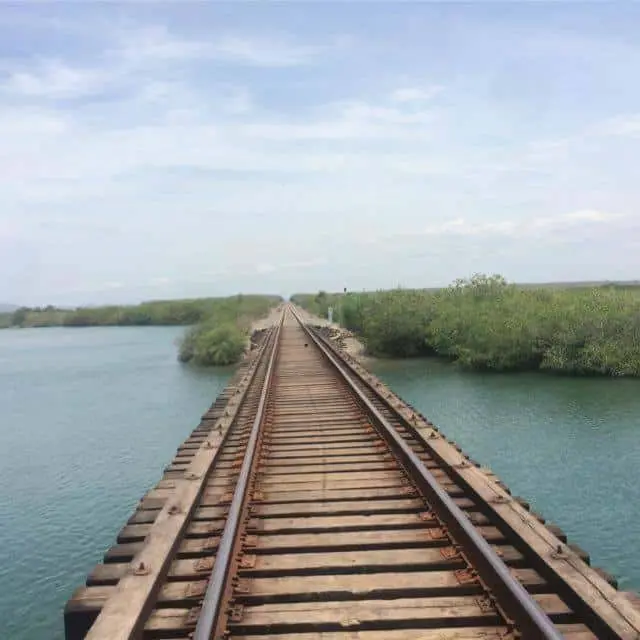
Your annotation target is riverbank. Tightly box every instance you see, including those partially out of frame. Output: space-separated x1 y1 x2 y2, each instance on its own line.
292 276 640 377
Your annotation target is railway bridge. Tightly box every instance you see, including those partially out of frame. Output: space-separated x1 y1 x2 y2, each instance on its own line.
66 305 640 639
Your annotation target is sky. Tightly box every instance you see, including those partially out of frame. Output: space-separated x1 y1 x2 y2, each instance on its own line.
1 3 639 306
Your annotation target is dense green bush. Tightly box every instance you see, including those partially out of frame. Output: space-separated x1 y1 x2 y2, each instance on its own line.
179 322 246 366
292 276 640 377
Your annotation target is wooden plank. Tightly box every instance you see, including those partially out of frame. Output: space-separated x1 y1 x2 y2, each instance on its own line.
231 623 597 640
258 478 408 492
234 567 546 600
239 546 523 575
88 564 129 586
168 557 216 580
232 629 509 640
266 435 376 445
226 594 569 629
255 486 426 503
259 470 407 484
252 526 505 552
117 524 151 543
265 442 380 452
271 424 370 434
266 446 383 458
262 453 394 466
264 461 398 474
118 520 223 544
243 547 465 573
253 512 433 532
64 586 115 640
254 510 490 531
255 498 424 517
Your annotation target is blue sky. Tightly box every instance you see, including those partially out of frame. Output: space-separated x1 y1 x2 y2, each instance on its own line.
1 3 639 305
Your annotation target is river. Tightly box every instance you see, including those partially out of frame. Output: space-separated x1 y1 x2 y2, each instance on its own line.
0 327 638 639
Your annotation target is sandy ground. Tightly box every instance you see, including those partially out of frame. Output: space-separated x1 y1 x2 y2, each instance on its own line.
288 304 368 361
250 303 286 333
248 303 368 361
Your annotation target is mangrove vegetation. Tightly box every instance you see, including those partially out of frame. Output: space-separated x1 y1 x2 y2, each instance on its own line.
292 276 640 377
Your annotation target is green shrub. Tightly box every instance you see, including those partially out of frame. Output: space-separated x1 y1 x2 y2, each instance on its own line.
179 323 246 366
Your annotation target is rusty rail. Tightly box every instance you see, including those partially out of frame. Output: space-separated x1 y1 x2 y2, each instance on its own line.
193 312 284 639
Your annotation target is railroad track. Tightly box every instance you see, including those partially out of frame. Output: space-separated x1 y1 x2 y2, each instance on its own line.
67 305 640 640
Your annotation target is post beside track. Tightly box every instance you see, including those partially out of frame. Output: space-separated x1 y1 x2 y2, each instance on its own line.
65 304 640 640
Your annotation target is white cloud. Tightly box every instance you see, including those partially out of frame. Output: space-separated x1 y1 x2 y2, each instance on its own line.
0 26 324 103
595 114 640 137
390 86 442 103
563 210 621 222
375 210 625 244
2 60 106 99
212 35 321 67
113 26 322 68
114 26 212 64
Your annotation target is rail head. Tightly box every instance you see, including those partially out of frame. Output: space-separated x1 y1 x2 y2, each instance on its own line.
290 305 564 640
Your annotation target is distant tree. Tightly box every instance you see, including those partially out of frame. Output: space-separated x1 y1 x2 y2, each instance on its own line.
10 307 28 326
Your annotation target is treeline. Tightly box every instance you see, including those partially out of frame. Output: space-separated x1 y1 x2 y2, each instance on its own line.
291 275 640 377
2 295 280 329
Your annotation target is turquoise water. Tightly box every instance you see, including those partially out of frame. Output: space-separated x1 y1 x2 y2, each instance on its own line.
370 358 640 592
0 327 232 640
0 329 638 639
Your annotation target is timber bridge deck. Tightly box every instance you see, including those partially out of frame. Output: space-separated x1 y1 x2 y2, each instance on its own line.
66 305 640 640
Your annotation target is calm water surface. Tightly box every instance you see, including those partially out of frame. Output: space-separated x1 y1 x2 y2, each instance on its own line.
0 327 233 640
1 329 639 639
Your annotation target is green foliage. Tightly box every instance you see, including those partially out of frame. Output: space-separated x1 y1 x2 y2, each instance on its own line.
290 292 337 319
293 275 640 377
6 296 281 329
10 307 29 327
179 323 246 366
176 295 281 366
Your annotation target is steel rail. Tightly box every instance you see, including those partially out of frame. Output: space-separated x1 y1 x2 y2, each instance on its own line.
290 306 564 640
192 311 284 640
